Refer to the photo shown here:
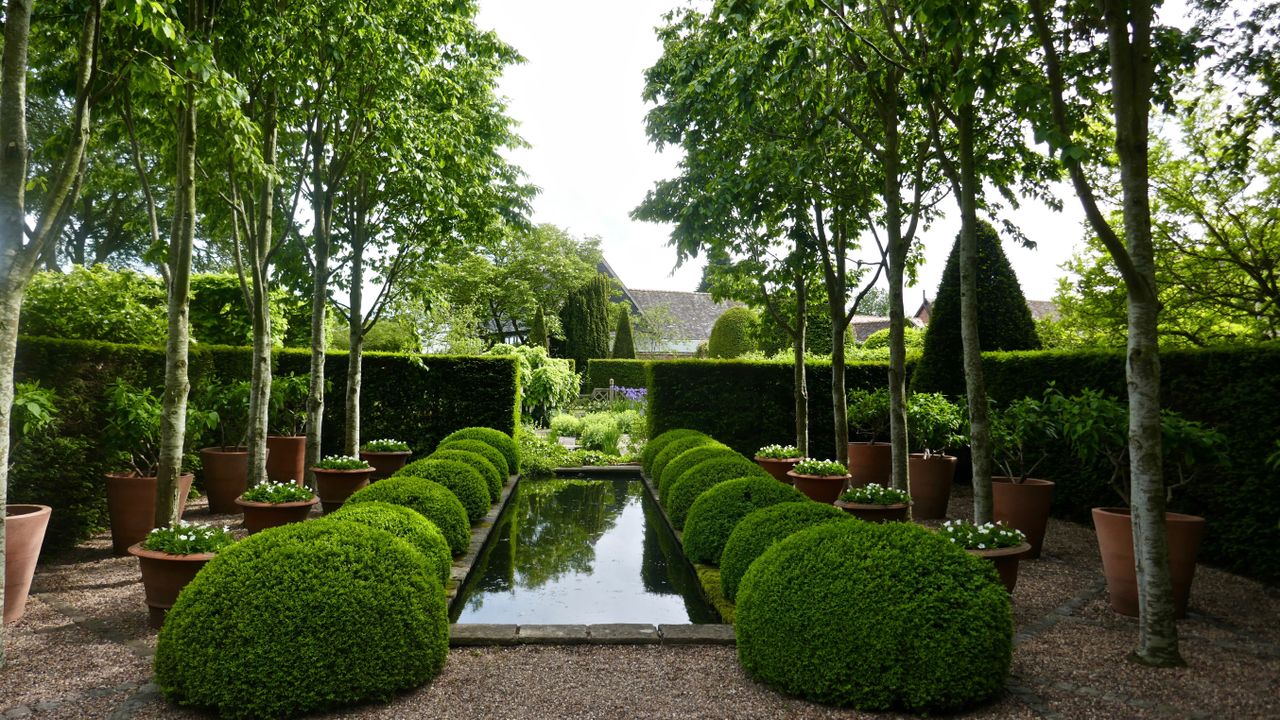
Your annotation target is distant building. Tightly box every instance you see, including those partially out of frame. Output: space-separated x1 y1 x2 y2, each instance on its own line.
913 295 1058 326
599 259 740 356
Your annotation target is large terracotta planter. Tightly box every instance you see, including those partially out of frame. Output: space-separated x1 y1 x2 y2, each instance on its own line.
360 450 412 480
200 447 256 515
235 496 318 534
265 435 306 485
966 542 1031 593
908 453 957 520
834 500 910 523
4 504 51 624
754 456 802 484
846 442 891 486
993 477 1055 559
1092 507 1204 618
127 543 215 628
313 468 373 514
105 473 194 556
787 471 850 504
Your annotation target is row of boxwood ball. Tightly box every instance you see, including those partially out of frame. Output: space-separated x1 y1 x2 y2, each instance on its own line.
154 427 519 719
643 430 1015 714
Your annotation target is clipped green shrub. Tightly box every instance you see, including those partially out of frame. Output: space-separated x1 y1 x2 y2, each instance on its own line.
651 434 720 486
549 413 584 438
440 426 519 474
720 502 854 601
154 521 447 719
667 456 771 529
325 502 451 584
708 306 760 359
394 459 489 523
346 476 470 555
428 449 502 501
682 476 807 565
612 310 637 359
437 438 510 480
736 522 1012 712
586 359 649 391
642 428 707 475
658 445 740 503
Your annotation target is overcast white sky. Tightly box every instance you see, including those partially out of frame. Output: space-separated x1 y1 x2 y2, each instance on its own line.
474 0 1094 304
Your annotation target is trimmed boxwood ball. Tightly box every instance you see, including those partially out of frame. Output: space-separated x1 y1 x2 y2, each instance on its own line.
651 434 720 487
346 476 470 555
326 502 451 584
395 459 489 524
437 438 509 480
428 449 501 501
154 521 448 719
720 502 853 601
682 476 806 565
642 428 707 475
440 426 519 474
659 445 741 502
735 521 1013 713
667 456 771 529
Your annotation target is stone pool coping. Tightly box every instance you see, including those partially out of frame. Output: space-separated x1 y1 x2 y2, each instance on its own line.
446 466 737 647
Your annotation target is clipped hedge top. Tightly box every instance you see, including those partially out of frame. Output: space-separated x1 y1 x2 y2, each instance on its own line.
720 501 853 601
395 458 490 524
441 426 519 474
154 520 448 719
438 438 509 479
643 428 707 475
666 455 771 530
346 476 470 555
736 521 1012 713
429 449 502 502
651 434 721 487
681 475 807 565
325 502 452 584
659 445 740 503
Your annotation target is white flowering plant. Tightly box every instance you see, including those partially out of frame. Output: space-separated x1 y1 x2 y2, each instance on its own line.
241 481 314 504
361 438 410 452
839 483 911 506
792 459 849 477
141 520 235 555
313 455 371 470
756 444 801 459
938 520 1026 550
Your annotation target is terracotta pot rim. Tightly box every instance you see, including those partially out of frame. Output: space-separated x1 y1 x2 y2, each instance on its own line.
993 476 1055 487
104 471 196 481
311 467 374 474
909 452 958 462
126 542 218 562
786 471 852 481
847 440 891 447
5 503 52 519
1092 507 1204 523
834 500 910 510
360 450 412 456
235 496 318 509
754 456 803 463
267 434 306 440
964 542 1031 559
200 446 250 455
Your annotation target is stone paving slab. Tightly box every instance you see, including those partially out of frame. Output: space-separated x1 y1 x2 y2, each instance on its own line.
518 624 590 644
587 623 661 645
450 624 519 646
659 624 737 645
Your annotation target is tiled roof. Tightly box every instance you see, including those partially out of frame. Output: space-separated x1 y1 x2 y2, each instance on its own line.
628 289 742 351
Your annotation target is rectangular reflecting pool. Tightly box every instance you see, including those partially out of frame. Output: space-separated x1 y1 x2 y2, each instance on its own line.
451 476 719 624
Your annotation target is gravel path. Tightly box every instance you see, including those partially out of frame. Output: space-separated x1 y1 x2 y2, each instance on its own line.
2 490 1277 719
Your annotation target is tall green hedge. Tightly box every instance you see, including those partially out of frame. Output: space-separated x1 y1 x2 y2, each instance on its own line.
560 274 611 373
9 336 520 551
646 345 1280 582
586 359 649 391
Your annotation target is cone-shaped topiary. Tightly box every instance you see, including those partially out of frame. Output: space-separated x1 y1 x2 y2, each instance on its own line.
651 434 721 488
395 459 489 523
325 502 451 584
642 429 708 475
612 310 637 359
154 521 448 719
428 449 501 501
529 306 549 351
437 438 509 481
720 501 853 601
736 521 1013 713
659 445 742 502
439 426 520 474
346 476 470 555
912 221 1041 396
667 456 771 529
707 306 760 358
682 476 807 565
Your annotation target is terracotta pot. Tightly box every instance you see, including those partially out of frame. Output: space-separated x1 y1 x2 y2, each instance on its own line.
846 442 891 486
265 435 307 485
360 450 412 480
4 504 52 624
127 543 215 629
908 453 957 520
105 473 194 556
966 542 1031 593
833 500 910 523
235 496 318 534
992 477 1055 559
753 456 802 484
199 447 256 515
313 468 373 514
1092 507 1204 618
786 471 850 504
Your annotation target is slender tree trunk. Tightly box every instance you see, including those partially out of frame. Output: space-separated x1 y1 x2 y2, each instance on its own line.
344 233 364 456
955 105 995 523
882 99 910 494
793 275 809 457
245 100 277 485
305 167 331 485
0 287 20 668
154 78 198 527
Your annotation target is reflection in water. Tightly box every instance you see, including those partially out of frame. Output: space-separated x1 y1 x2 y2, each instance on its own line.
453 478 718 624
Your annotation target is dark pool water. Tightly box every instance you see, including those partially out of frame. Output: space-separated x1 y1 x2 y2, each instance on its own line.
451 477 718 624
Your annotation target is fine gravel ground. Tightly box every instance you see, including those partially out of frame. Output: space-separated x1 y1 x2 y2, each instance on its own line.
3 489 1277 719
